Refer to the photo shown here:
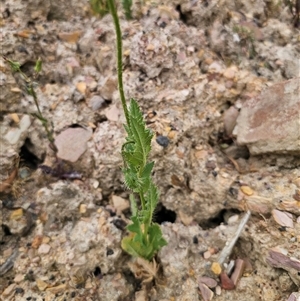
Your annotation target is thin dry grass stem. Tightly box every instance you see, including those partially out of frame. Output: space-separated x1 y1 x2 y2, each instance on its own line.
218 210 251 266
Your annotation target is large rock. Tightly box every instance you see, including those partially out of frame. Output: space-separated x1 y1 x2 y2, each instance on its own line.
233 78 300 155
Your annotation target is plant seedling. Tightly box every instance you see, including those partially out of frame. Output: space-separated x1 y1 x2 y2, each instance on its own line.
3 56 82 180
3 56 57 152
91 0 167 260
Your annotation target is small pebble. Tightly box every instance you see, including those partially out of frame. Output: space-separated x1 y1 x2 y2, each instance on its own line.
58 31 82 43
215 285 222 295
9 113 20 123
220 272 235 290
294 177 300 188
10 208 23 220
32 256 41 263
227 214 239 225
203 250 211 259
156 135 169 147
198 276 218 288
106 104 120 121
89 95 105 111
14 274 24 283
31 235 43 249
38 244 51 254
219 224 227 231
2 283 16 296
223 106 239 136
198 282 214 301
223 67 237 79
230 259 245 286
272 209 294 228
292 189 300 201
211 262 222 275
287 293 300 301
18 168 31 179
79 204 87 214
76 82 87 95
243 258 253 273
93 180 99 189
111 195 129 215
168 130 176 139
36 278 48 291
240 186 254 196
15 287 24 294
42 236 50 244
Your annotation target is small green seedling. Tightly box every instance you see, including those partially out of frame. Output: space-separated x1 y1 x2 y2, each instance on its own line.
3 56 57 153
4 57 82 180
92 0 167 260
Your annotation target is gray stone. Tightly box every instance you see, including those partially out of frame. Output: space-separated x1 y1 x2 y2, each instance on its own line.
233 78 300 155
4 115 31 145
88 95 105 111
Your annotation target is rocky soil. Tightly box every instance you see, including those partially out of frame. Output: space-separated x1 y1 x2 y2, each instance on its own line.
0 0 299 300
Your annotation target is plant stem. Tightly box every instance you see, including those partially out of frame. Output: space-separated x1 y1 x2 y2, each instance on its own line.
139 192 148 243
107 0 130 126
3 56 57 154
29 85 58 152
139 192 146 212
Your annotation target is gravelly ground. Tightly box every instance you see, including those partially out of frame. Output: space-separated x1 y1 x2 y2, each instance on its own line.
0 1 299 300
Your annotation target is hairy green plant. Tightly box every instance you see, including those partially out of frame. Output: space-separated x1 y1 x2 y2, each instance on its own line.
4 57 83 180
91 0 133 19
121 0 133 19
3 56 57 153
92 0 167 260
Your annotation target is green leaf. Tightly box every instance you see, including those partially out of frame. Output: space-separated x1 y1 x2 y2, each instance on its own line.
122 221 167 260
129 194 138 217
5 58 21 72
121 236 143 258
127 99 153 167
145 181 159 216
123 166 143 192
126 216 143 239
34 58 42 73
139 161 154 191
121 0 132 19
148 223 168 250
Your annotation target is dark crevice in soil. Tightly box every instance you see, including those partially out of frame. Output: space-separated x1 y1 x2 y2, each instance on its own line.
111 218 127 231
175 5 190 24
92 266 102 279
93 113 108 124
199 208 242 230
122 269 142 294
1 224 12 236
20 138 43 169
153 204 176 224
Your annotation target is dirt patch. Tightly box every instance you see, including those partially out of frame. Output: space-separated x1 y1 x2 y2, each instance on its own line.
0 1 299 300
